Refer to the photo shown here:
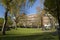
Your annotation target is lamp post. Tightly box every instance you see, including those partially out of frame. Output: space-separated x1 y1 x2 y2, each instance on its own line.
55 0 60 40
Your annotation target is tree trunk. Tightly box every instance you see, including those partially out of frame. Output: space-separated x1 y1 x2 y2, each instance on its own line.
41 15 43 30
55 0 60 40
2 8 9 35
47 13 53 29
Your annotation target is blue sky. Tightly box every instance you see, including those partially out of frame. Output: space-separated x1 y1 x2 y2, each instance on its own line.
26 0 44 15
0 5 5 18
0 0 44 18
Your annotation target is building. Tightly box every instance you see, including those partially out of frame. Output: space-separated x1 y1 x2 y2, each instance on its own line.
26 14 40 28
17 10 55 28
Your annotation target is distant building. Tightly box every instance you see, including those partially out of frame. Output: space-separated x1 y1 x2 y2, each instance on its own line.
26 14 40 27
43 15 51 27
17 10 55 28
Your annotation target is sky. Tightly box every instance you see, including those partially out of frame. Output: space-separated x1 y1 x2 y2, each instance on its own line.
0 0 44 18
0 5 5 18
26 0 44 15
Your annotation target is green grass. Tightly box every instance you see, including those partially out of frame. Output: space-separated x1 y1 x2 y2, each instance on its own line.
0 28 59 40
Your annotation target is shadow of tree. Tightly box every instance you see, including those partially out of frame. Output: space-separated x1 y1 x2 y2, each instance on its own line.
0 32 59 40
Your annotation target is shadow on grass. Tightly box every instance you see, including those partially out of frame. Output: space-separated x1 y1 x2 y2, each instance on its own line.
0 32 59 40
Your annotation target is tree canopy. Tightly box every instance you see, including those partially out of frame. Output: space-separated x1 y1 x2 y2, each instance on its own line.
44 0 60 19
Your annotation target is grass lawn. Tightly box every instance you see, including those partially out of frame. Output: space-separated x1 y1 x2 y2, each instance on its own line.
0 28 59 40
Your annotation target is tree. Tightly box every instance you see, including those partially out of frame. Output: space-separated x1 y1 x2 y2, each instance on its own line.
7 16 13 27
0 0 36 35
36 6 42 28
44 0 60 39
46 12 54 29
1 0 13 35
17 13 27 28
0 18 4 27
